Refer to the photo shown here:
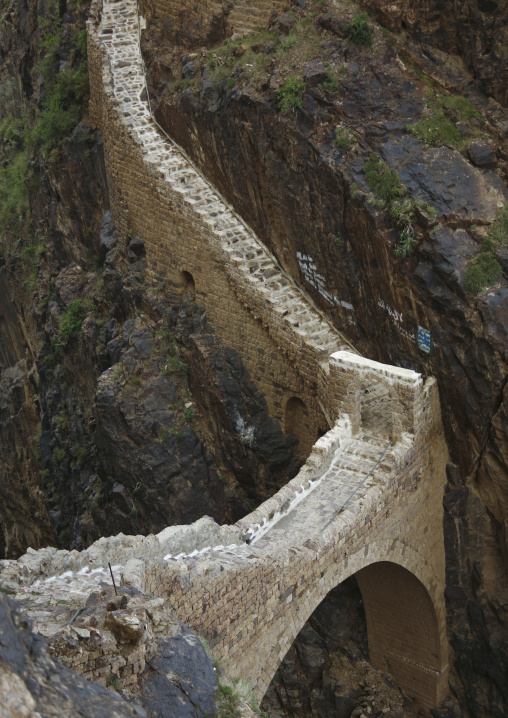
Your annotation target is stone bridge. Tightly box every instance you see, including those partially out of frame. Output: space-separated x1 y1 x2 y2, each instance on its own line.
0 0 450 712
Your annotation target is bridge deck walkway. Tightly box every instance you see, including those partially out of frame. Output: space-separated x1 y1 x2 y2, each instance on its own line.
253 436 394 553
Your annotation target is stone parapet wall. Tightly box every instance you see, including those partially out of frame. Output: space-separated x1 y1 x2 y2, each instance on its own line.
87 0 360 449
0 516 242 592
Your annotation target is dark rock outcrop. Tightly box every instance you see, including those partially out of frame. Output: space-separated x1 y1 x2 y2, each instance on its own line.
0 593 146 717
139 635 218 718
358 0 508 107
0 360 55 559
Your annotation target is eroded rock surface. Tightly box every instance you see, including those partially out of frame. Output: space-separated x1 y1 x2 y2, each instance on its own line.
359 0 508 107
0 593 146 718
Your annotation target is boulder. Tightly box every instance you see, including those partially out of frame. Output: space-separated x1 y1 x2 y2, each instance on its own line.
469 140 497 169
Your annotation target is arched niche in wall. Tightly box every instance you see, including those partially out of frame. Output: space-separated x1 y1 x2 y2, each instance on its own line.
180 270 196 303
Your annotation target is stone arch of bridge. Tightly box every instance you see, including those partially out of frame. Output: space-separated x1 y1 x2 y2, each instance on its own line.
259 541 448 710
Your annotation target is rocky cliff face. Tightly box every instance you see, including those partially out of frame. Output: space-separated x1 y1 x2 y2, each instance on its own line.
359 0 508 108
0 593 147 718
141 1 508 714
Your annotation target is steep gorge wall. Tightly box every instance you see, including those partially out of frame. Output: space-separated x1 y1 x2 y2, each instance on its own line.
138 1 508 713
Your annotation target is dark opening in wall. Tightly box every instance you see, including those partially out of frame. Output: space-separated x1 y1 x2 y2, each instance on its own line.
180 270 196 302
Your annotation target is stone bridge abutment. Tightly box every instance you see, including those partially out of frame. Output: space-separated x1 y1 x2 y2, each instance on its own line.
126 373 449 708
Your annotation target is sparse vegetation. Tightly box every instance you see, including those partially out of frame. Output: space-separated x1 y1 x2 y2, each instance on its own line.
345 12 373 48
465 253 503 294
113 363 125 380
363 153 437 258
107 675 120 690
199 637 268 718
278 76 306 113
32 19 88 159
72 445 87 467
334 127 355 150
463 205 507 294
54 299 90 348
323 70 340 93
52 446 66 463
486 204 508 248
163 355 188 375
0 146 29 237
408 92 481 150
184 407 195 423
464 208 506 293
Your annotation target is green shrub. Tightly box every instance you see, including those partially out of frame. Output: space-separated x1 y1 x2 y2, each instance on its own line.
323 70 340 93
364 153 404 203
363 155 422 258
55 299 89 347
393 226 416 258
346 13 373 47
408 92 481 149
72 445 87 467
440 93 480 121
33 64 89 158
334 127 354 150
409 111 464 149
77 29 87 59
184 407 195 423
113 363 124 380
414 198 438 218
280 35 298 52
487 204 508 248
277 77 306 113
0 150 29 235
163 355 188 375
53 446 66 463
465 252 503 294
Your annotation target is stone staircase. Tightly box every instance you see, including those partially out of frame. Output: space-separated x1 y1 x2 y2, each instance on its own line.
91 0 354 367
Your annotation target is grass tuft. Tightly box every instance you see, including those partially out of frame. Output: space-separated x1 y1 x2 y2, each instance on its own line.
277 77 306 113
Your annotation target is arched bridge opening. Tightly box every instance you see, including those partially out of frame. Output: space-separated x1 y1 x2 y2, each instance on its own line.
260 561 448 713
261 575 369 716
355 562 447 709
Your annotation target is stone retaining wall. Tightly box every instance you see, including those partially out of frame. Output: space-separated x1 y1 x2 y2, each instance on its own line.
138 0 289 40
